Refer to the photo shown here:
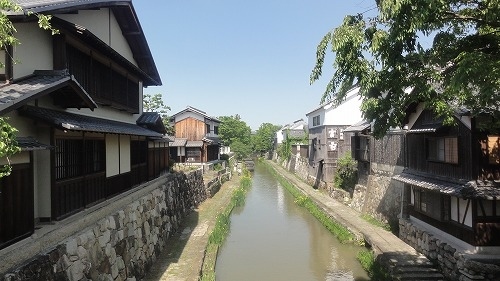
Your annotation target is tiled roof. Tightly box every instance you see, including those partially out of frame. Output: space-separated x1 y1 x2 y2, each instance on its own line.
171 106 220 123
18 105 163 137
10 0 161 86
202 136 220 145
393 171 500 200
186 141 203 148
16 136 52 151
0 70 97 115
344 120 371 133
136 112 166 134
287 129 306 139
169 138 187 147
408 122 444 134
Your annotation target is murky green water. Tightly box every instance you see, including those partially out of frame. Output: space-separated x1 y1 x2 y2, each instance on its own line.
215 163 370 281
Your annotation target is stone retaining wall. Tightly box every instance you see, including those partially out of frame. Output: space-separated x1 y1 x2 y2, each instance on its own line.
2 170 207 281
276 155 402 230
399 218 500 281
351 173 403 230
205 168 231 197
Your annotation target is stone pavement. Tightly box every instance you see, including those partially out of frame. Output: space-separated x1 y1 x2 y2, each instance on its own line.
267 160 444 280
143 174 240 281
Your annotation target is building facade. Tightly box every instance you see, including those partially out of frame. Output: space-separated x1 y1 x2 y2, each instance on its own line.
0 0 168 250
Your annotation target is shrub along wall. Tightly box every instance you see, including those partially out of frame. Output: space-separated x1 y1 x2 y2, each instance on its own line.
1 170 210 281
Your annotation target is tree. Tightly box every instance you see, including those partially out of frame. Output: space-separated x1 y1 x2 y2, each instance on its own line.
0 0 57 177
311 0 500 138
218 115 252 159
143 93 174 135
252 123 281 154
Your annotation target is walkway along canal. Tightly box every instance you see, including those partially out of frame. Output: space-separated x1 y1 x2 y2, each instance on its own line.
215 162 370 280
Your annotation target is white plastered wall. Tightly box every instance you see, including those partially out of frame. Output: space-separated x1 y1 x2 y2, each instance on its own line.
175 111 204 123
56 8 137 66
106 134 131 176
106 134 120 176
12 22 53 79
120 135 131 173
450 196 473 227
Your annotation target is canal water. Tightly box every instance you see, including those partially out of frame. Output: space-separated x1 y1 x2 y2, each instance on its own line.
215 163 370 281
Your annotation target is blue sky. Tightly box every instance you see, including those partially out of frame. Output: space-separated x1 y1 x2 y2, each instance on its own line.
134 1 376 130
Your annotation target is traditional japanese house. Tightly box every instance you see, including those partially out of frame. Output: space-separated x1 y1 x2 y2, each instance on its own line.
394 102 500 248
0 0 168 250
169 106 221 163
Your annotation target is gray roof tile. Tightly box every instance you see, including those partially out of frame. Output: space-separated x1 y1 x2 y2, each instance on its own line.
393 171 500 200
19 105 162 137
0 70 97 114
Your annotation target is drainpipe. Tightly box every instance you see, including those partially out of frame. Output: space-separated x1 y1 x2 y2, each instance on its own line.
400 126 408 219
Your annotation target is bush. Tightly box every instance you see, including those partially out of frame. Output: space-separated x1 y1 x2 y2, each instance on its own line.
214 163 223 171
334 154 358 191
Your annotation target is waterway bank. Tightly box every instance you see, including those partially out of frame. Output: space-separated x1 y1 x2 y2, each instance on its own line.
265 160 444 280
142 174 240 281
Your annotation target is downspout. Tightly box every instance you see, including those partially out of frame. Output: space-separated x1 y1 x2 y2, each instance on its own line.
400 128 408 219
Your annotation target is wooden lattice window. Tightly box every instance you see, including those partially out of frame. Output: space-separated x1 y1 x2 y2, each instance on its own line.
55 139 83 180
55 138 105 180
84 140 105 174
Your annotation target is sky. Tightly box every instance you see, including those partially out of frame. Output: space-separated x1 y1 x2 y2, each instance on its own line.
133 1 376 130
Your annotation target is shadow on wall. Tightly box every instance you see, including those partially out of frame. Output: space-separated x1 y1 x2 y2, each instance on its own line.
313 161 323 189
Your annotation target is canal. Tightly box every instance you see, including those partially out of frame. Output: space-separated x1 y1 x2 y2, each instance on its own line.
215 163 370 280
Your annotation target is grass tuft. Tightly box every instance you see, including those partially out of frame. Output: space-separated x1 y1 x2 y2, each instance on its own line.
356 249 390 280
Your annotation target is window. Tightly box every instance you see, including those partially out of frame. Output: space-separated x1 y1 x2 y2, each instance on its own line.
413 187 442 220
186 148 201 162
427 137 458 163
214 126 219 135
206 124 211 134
313 115 320 126
84 140 105 174
131 140 147 165
55 138 105 180
55 139 83 180
487 136 500 164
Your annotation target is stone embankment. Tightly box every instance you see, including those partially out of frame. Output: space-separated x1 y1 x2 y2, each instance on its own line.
1 167 231 281
267 160 445 281
400 219 500 281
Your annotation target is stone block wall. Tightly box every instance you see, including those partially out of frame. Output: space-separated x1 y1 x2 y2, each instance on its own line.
205 168 231 197
399 218 500 281
277 154 402 231
2 170 207 281
351 173 403 230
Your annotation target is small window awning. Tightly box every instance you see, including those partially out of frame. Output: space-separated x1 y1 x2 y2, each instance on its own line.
344 120 371 133
202 137 220 145
186 141 204 148
16 136 52 151
407 123 444 134
137 112 167 134
0 70 97 115
18 106 163 137
393 171 500 200
169 138 187 147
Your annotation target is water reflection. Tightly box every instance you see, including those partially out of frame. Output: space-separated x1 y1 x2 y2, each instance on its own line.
216 164 370 281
